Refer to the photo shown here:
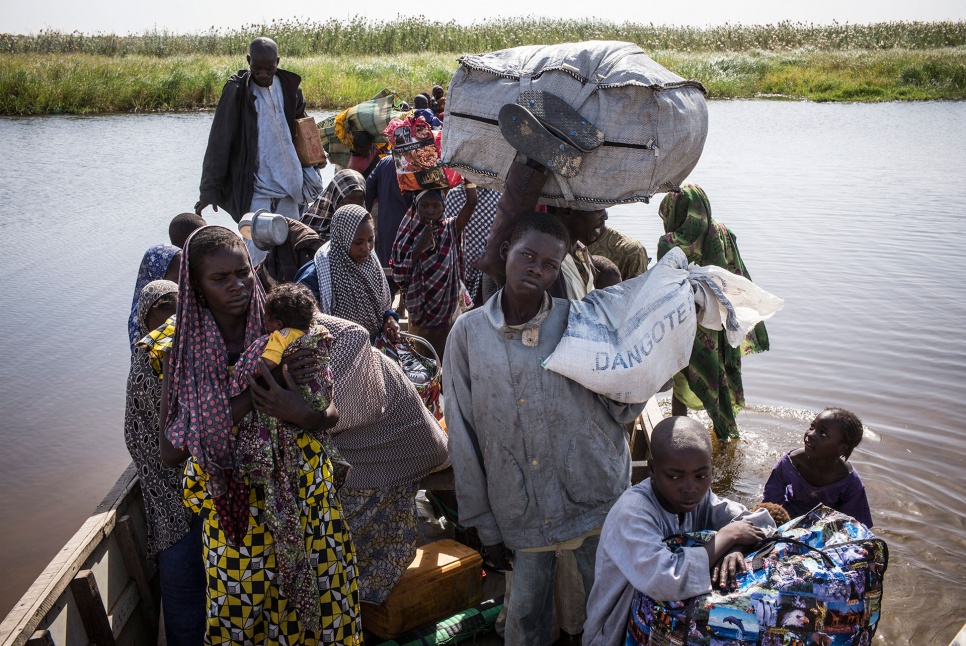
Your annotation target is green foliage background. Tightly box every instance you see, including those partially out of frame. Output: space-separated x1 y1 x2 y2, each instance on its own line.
2 19 964 114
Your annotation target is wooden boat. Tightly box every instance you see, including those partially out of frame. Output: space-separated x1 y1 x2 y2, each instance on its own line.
0 397 661 646
0 463 158 646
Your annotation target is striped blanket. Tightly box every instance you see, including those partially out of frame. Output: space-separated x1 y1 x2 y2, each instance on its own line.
318 89 408 167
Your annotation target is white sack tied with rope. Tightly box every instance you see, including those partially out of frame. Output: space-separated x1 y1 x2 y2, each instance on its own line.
542 247 783 403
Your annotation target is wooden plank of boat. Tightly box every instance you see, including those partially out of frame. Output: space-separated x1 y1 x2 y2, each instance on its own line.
0 463 158 646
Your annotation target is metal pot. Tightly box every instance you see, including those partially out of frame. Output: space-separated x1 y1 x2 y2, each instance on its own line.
237 210 289 250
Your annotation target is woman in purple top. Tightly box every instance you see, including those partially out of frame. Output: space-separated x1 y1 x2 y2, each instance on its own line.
763 407 873 527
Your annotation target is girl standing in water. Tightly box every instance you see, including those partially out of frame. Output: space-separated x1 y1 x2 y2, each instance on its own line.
763 408 873 527
160 225 362 645
657 184 770 440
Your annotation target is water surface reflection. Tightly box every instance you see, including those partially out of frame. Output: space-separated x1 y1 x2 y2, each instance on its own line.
0 101 963 643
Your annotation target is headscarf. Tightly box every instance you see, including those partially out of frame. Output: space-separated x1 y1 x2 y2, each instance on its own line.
656 184 769 439
300 169 366 241
414 189 443 209
390 194 463 327
315 205 391 336
136 280 178 340
319 314 449 489
164 225 266 544
136 280 178 377
128 244 179 350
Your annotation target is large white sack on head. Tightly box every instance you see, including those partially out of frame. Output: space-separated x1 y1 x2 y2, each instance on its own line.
440 41 708 208
543 247 696 403
690 265 784 347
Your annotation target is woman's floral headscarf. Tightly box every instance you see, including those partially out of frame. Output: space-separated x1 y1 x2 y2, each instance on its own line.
164 225 265 544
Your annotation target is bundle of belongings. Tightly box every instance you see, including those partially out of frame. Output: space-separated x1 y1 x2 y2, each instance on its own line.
542 247 783 403
384 115 462 192
318 89 403 168
626 504 888 646
375 333 443 421
441 40 708 207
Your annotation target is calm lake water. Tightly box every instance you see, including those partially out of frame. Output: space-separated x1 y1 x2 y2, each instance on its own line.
1 101 964 642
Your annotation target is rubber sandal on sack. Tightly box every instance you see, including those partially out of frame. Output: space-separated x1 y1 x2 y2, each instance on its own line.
498 103 583 178
516 90 604 152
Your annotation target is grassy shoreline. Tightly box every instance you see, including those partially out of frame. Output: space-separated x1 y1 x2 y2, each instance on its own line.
2 49 964 116
2 19 965 115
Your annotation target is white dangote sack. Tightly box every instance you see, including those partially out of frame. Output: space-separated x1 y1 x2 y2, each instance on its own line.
441 41 708 208
544 248 696 403
689 264 785 348
543 248 782 403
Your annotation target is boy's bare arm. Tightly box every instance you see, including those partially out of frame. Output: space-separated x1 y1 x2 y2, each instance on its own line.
703 520 765 585
453 184 479 235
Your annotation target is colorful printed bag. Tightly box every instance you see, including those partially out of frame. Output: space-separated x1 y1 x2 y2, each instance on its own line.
383 116 462 192
626 504 888 646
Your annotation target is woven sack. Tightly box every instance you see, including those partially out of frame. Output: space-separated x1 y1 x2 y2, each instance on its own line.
440 41 708 208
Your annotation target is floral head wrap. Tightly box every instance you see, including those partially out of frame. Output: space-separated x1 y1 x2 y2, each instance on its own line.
128 244 179 350
657 184 713 264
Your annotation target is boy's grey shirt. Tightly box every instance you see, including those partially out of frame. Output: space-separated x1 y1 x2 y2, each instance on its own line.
582 480 776 646
443 290 645 551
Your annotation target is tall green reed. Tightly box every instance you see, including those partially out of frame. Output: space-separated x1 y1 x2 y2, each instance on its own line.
2 19 965 57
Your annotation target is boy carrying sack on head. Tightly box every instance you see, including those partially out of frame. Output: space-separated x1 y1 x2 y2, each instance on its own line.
583 416 777 646
444 97 657 646
443 207 646 646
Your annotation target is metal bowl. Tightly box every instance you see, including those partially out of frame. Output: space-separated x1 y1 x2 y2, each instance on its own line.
238 209 289 250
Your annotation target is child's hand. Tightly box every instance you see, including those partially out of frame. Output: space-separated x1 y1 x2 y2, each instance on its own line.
281 347 321 385
718 519 766 547
712 549 748 591
414 227 435 256
383 316 401 344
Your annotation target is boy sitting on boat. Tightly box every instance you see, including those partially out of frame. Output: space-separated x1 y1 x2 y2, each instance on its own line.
583 416 776 646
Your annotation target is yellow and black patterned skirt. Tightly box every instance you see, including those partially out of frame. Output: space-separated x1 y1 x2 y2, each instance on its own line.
184 433 362 645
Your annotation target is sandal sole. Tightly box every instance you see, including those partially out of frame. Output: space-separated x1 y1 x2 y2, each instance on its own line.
517 90 604 152
498 103 583 178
